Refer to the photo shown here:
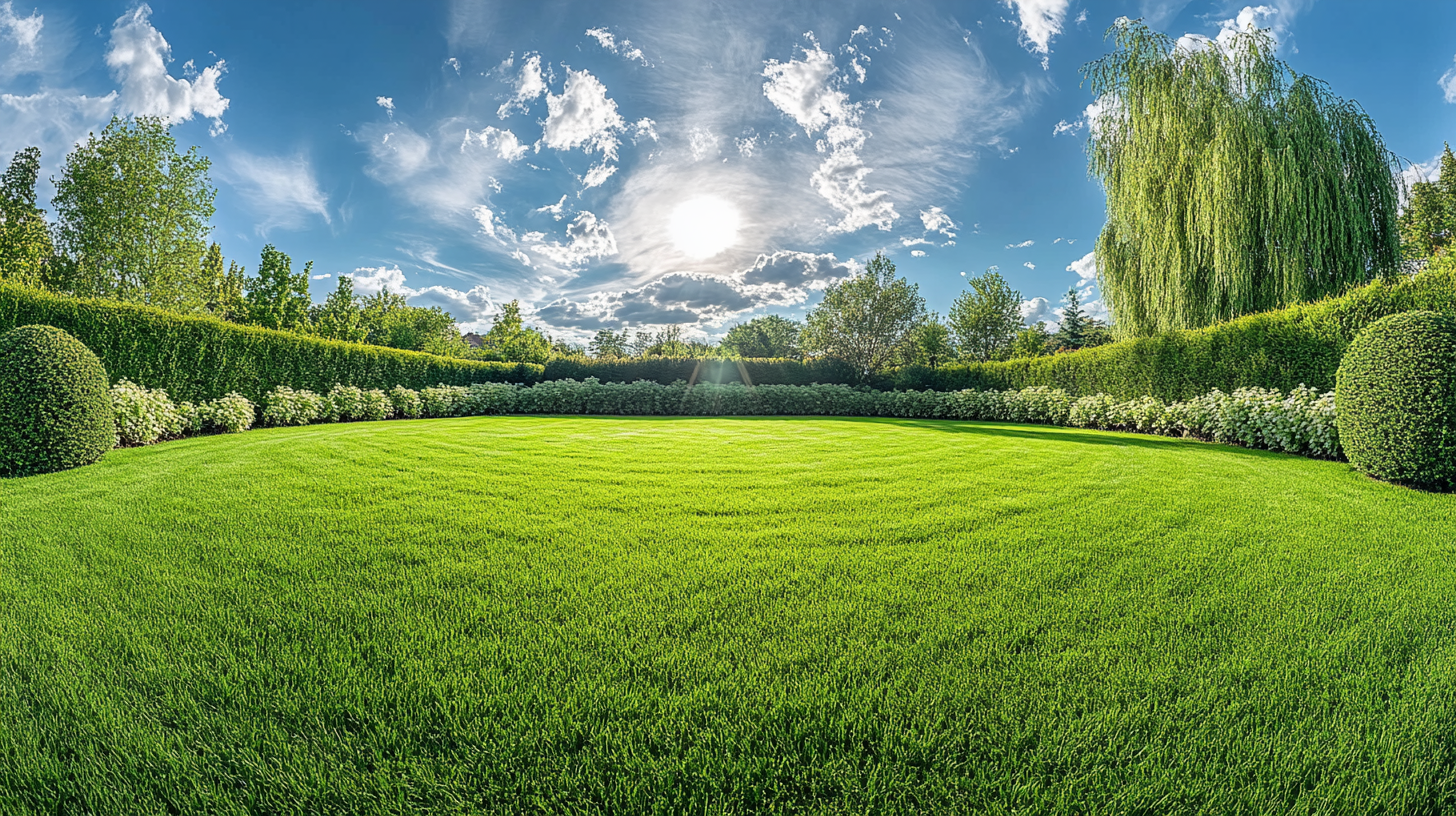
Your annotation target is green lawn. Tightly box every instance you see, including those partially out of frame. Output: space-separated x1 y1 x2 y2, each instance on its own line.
4 416 1456 814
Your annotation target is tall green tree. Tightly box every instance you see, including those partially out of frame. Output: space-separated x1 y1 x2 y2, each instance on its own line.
0 147 53 287
588 328 630 358
1009 321 1053 358
1054 287 1088 351
1400 143 1456 262
947 269 1022 362
358 289 464 355
477 300 550 363
802 252 925 377
1085 20 1401 337
201 243 247 322
311 275 367 343
52 116 217 310
720 315 802 359
903 316 954 368
244 244 311 331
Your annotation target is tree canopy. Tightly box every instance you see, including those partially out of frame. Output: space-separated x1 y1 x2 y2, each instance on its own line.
0 147 53 287
720 315 803 359
52 116 217 310
1400 143 1456 262
947 269 1022 362
1085 19 1401 338
802 253 925 376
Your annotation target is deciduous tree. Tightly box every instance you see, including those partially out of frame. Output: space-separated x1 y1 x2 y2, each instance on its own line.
0 147 53 287
1086 20 1400 337
720 315 802 359
802 253 925 377
52 116 216 310
947 269 1022 362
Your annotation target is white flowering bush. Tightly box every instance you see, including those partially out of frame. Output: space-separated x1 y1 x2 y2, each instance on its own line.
325 385 366 422
94 375 1345 463
421 385 471 418
388 385 424 419
262 386 325 426
111 380 187 446
200 393 256 434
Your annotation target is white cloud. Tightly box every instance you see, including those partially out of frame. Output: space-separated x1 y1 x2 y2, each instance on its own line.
585 27 650 66
1023 261 1035 269
0 2 41 53
466 125 527 161
688 127 719 161
901 237 932 247
376 96 394 116
1020 296 1057 326
1442 56 1456 103
531 210 619 267
920 207 956 238
446 57 461 75
106 4 228 135
580 162 617 189
472 205 500 239
312 273 331 280
735 135 758 157
542 69 626 159
534 194 568 220
911 250 927 257
1068 250 1097 285
632 118 659 143
497 53 545 118
1002 0 1070 64
226 151 330 233
1007 239 1034 249
762 37 897 233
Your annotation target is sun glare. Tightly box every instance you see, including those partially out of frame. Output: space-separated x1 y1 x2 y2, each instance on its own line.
668 196 741 259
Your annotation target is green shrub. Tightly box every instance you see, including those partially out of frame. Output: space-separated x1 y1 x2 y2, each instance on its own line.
0 325 114 476
1336 311 1456 490
0 282 543 404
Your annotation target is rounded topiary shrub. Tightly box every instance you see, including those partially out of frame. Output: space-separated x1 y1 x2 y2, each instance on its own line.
0 325 114 477
1335 311 1456 491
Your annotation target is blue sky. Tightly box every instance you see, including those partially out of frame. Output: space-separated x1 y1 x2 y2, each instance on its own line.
1 0 1454 340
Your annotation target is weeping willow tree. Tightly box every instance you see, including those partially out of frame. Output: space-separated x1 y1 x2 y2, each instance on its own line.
1085 19 1401 338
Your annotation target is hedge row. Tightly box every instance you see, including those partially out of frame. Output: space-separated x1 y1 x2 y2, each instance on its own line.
546 261 1456 400
885 260 1456 399
0 283 542 404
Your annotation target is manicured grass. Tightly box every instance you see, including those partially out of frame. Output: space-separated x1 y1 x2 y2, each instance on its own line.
4 416 1456 814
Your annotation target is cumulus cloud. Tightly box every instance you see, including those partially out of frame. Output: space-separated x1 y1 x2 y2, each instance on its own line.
1023 261 1035 269
1002 0 1070 66
1066 251 1110 322
1442 56 1456 103
911 250 927 257
1006 239 1034 249
585 27 650 66
763 37 897 233
106 4 228 135
530 210 619 267
376 96 394 117
542 69 626 159
465 125 527 161
497 53 545 118
1020 296 1057 326
226 151 331 233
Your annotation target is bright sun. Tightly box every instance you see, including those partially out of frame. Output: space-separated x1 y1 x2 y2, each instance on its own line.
668 196 741 259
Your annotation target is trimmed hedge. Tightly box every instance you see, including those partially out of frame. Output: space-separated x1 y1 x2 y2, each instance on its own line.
885 260 1456 399
0 325 114 477
1336 311 1456 491
0 283 544 404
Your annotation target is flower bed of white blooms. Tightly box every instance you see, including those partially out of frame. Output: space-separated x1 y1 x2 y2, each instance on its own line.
110 380 254 447
95 378 1344 460
251 379 1343 460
